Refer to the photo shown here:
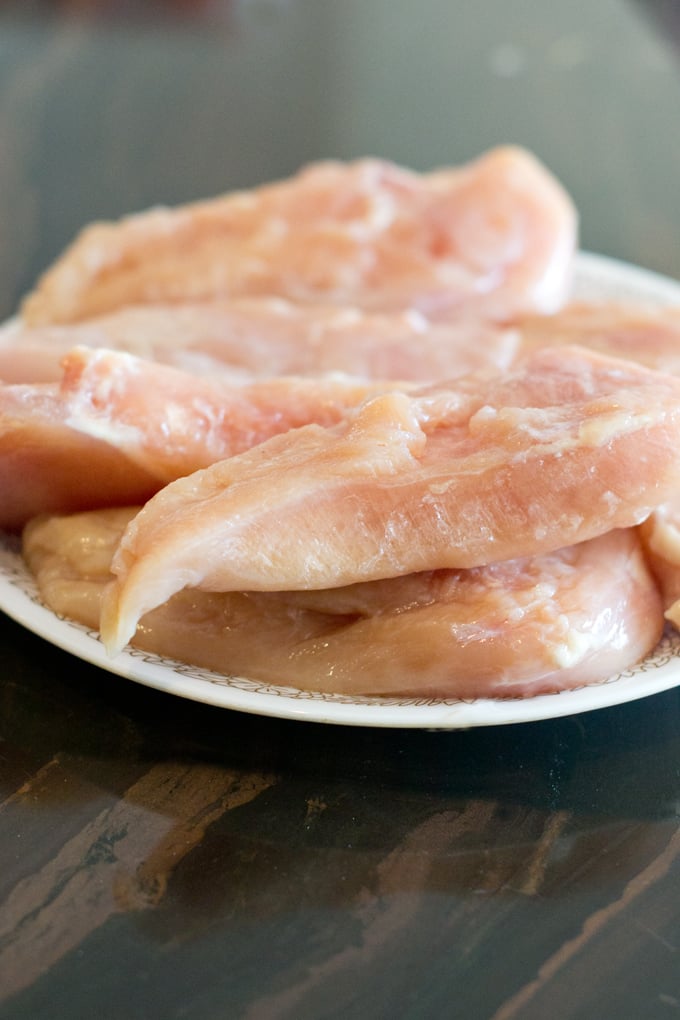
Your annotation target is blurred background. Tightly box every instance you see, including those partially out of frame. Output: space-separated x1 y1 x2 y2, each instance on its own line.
0 0 678 317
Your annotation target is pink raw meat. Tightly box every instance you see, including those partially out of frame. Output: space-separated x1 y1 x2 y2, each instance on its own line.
21 148 576 326
100 346 680 653
24 509 662 699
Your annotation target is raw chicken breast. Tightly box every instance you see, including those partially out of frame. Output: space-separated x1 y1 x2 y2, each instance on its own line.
0 299 518 385
519 302 680 375
101 346 680 654
8 298 680 390
638 495 680 627
24 509 663 699
0 384 161 530
0 349 396 528
21 147 576 326
520 302 680 627
60 347 401 481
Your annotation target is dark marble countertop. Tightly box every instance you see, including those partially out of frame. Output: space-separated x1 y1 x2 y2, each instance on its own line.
1 2 679 1017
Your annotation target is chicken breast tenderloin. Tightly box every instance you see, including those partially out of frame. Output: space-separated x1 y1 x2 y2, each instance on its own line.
0 349 414 529
100 346 680 654
24 509 663 699
21 147 576 327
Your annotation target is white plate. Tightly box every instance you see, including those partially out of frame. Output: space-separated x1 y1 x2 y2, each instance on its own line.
3 251 680 728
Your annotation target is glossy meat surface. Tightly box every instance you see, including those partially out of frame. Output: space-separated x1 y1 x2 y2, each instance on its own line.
21 148 576 326
0 349 399 527
638 495 680 627
100 346 680 653
0 300 518 385
24 509 663 699
519 301 680 374
60 347 399 480
0 384 161 530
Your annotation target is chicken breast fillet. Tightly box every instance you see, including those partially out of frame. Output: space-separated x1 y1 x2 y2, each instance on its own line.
24 509 662 699
99 346 680 654
21 147 576 326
